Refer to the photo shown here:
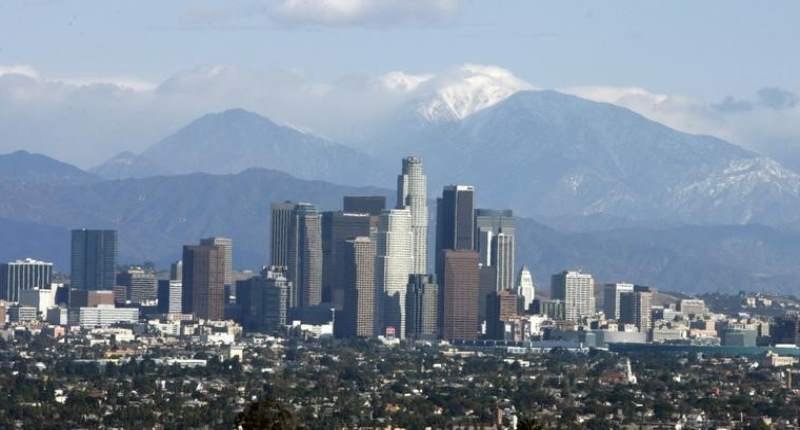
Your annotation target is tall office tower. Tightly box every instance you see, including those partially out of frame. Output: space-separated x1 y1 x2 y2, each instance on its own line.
237 268 291 333
436 186 475 255
440 250 480 341
116 267 157 304
474 209 515 262
435 185 475 282
321 211 371 308
157 280 182 314
602 282 634 320
182 244 226 320
264 267 291 331
486 289 519 339
340 237 377 338
71 229 117 291
375 208 413 338
287 203 323 308
515 266 535 312
200 237 233 287
0 301 5 325
491 233 515 291
343 196 386 215
551 270 596 323
396 156 428 274
169 260 183 282
0 258 53 302
474 209 516 291
270 201 295 267
478 265 497 323
619 285 653 332
405 274 439 340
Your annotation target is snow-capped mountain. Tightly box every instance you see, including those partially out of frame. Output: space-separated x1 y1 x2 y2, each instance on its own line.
376 89 800 225
384 64 533 123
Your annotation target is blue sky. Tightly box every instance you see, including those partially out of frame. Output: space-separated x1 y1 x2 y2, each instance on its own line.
2 0 797 98
0 1 799 166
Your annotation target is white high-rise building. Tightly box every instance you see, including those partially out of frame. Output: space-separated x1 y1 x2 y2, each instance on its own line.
375 208 413 339
396 156 428 274
0 258 53 302
474 209 515 291
515 265 535 311
551 270 596 322
492 233 515 291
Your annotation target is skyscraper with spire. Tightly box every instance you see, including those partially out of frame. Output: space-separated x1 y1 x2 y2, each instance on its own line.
396 156 428 274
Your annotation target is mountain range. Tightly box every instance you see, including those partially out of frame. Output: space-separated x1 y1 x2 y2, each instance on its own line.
377 90 800 225
91 90 800 226
91 109 389 187
5 87 800 295
2 150 800 295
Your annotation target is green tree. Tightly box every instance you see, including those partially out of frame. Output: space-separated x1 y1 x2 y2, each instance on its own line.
236 397 298 430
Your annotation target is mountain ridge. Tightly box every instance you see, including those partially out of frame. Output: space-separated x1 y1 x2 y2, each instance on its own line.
379 90 800 225
92 108 391 187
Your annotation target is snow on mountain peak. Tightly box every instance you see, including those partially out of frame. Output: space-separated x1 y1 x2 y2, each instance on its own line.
414 64 534 122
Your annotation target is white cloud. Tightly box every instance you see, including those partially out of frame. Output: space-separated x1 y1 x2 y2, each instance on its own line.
2 62 800 173
0 65 40 79
269 0 462 26
378 71 434 92
56 76 157 92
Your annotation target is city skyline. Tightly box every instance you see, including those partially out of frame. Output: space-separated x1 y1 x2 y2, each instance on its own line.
2 3 799 428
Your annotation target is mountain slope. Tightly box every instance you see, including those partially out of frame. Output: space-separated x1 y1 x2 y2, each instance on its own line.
2 163 800 294
0 168 393 269
381 90 800 225
0 150 99 185
89 151 169 179
93 109 390 186
516 220 800 296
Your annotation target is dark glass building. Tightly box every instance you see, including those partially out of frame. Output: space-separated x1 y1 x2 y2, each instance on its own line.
342 196 386 216
321 211 371 309
405 274 439 340
70 229 117 291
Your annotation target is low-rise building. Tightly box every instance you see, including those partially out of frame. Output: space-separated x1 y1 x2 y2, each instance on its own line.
68 305 139 327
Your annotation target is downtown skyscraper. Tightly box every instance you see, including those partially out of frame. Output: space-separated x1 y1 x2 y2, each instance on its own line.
200 237 233 287
70 229 117 291
182 243 226 321
396 156 428 274
375 208 413 338
271 201 323 309
551 270 596 322
474 209 516 291
435 185 475 277
436 185 479 340
340 237 377 338
270 202 295 268
321 211 371 308
287 203 323 309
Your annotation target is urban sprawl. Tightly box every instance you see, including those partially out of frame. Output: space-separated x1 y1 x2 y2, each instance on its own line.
2 157 800 429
